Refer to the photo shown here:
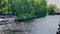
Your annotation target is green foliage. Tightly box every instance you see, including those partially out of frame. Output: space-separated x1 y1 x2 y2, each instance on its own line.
0 0 14 14
0 0 9 12
47 4 56 15
12 0 47 19
1 0 56 19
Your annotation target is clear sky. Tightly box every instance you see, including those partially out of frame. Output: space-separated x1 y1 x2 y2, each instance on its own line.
47 0 60 9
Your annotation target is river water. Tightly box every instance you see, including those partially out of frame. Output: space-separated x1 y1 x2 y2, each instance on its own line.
0 15 60 34
30 15 60 34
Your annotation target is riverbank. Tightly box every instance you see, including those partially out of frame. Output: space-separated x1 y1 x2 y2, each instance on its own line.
0 15 46 25
15 16 46 22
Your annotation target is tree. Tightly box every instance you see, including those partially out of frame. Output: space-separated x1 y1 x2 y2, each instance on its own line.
0 0 14 15
47 4 56 15
12 0 47 19
0 0 56 19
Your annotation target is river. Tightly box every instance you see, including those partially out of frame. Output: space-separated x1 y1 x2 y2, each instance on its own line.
31 15 60 34
0 15 60 34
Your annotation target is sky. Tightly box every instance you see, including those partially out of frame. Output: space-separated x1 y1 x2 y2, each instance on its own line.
47 0 60 9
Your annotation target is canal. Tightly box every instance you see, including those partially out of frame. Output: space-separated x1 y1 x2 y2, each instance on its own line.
0 15 60 34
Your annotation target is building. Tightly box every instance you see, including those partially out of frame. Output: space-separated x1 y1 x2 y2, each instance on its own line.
55 7 60 13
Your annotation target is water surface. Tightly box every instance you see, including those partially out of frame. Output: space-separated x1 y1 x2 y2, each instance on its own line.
0 15 60 34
